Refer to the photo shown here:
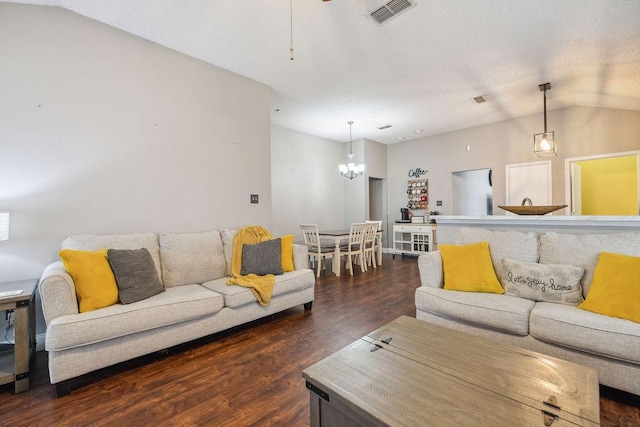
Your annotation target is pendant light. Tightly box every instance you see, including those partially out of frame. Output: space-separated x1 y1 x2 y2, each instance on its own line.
533 82 557 157
339 121 365 180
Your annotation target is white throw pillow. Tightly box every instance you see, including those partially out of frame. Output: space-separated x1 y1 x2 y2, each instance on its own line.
501 258 585 305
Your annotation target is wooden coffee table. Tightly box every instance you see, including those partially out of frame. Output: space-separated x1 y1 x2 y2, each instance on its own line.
302 316 600 426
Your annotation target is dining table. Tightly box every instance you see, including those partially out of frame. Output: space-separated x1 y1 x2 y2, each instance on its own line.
318 228 383 277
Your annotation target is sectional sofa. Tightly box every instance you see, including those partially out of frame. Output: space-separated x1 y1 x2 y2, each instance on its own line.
416 227 640 396
39 230 315 396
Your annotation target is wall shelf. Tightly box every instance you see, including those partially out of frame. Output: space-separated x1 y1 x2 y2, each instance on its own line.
407 179 428 210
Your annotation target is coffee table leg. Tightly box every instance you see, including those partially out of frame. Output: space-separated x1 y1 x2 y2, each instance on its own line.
309 392 321 427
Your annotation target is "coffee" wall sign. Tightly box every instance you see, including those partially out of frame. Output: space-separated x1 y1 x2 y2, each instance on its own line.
408 168 427 178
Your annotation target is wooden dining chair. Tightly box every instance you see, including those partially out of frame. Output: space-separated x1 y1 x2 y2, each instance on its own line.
366 220 383 266
340 223 367 276
363 222 379 269
299 224 334 277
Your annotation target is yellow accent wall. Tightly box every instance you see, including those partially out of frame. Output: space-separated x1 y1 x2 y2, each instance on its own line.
577 156 638 215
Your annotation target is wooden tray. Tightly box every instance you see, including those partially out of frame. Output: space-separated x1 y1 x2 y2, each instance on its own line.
498 205 567 215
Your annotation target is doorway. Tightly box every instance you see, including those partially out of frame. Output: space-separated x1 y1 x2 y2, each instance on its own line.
369 177 386 244
565 151 639 215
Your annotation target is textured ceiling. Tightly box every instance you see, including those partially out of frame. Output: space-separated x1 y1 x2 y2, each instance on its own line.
7 0 640 144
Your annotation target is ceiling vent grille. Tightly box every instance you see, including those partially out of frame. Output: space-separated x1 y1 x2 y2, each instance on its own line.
473 95 488 104
370 0 416 25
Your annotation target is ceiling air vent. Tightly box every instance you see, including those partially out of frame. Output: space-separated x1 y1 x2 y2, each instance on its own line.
473 95 488 104
377 124 393 130
370 0 416 25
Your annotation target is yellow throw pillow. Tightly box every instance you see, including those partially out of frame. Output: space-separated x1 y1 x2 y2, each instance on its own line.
280 235 295 272
579 252 640 323
440 242 503 294
58 248 119 313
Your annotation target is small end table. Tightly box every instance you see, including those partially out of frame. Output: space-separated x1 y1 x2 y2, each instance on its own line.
0 279 37 393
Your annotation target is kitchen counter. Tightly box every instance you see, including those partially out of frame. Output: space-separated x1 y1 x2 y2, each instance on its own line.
433 215 640 244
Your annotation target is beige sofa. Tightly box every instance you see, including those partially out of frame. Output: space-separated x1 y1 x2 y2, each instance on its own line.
416 228 640 396
39 230 315 396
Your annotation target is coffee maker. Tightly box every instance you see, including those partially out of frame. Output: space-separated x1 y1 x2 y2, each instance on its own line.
400 208 410 222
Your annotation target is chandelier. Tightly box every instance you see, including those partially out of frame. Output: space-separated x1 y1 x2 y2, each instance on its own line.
339 121 365 180
533 82 557 157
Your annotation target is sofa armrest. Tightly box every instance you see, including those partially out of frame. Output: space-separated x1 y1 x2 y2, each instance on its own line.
418 251 444 288
292 244 309 270
39 261 79 325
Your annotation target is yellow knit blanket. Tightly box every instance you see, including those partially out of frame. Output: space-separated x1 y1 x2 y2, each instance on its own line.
226 225 275 306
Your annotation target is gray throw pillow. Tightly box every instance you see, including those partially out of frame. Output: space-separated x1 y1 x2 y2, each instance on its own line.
501 258 585 305
241 238 283 276
108 248 164 304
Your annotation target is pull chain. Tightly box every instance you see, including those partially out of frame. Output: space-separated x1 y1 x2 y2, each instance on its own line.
290 0 294 60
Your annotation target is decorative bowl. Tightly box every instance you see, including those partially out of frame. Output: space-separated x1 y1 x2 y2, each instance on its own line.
498 205 568 215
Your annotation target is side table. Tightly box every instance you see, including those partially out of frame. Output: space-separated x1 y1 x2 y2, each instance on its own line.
0 279 37 393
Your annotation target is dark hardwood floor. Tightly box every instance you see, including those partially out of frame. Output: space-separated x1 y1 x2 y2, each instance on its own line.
0 254 638 426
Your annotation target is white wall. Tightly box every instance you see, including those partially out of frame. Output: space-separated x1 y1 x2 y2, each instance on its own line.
270 126 345 238
271 131 388 241
343 138 389 228
387 106 640 222
0 4 272 333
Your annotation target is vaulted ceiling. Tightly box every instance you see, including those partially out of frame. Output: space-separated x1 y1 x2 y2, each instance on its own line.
7 0 640 144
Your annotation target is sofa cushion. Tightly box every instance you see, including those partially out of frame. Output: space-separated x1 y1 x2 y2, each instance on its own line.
440 242 503 294
46 285 224 351
501 258 584 305
159 231 227 287
455 228 539 280
415 286 535 335
62 233 162 280
530 302 640 364
202 269 314 309
46 284 224 351
579 252 640 323
221 229 237 276
58 248 119 313
539 232 640 296
241 238 284 276
107 248 165 304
